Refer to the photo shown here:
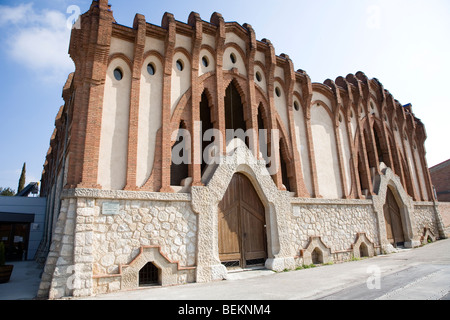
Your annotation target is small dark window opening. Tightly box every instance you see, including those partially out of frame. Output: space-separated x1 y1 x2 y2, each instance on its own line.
280 144 291 192
202 56 209 67
114 68 123 81
312 248 323 264
255 71 262 82
176 59 184 71
275 87 281 97
230 53 237 64
200 92 214 175
373 129 384 163
139 262 160 286
359 243 369 258
171 122 189 186
294 101 300 111
147 63 155 75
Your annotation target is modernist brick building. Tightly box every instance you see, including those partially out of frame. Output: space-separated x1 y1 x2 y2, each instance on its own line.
37 0 446 298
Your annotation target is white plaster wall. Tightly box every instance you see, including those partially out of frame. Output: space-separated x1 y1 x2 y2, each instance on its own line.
255 51 265 65
312 92 332 113
171 52 191 116
223 47 247 76
293 98 312 195
350 111 358 140
201 33 216 49
98 59 131 190
225 32 246 55
338 112 352 192
137 55 163 187
199 48 215 76
311 104 343 199
254 64 267 93
176 34 192 54
274 81 290 137
294 83 303 100
110 38 134 61
274 66 285 82
144 37 165 56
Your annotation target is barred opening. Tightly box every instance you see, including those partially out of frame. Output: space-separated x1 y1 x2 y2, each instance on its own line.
139 262 160 287
311 247 323 264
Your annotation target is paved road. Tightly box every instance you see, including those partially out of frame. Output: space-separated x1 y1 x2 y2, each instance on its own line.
81 238 450 300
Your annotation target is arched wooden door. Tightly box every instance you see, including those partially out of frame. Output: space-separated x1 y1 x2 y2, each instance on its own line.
218 173 267 268
383 188 405 246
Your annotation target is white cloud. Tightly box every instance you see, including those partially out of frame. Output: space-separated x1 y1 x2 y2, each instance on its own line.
0 3 74 80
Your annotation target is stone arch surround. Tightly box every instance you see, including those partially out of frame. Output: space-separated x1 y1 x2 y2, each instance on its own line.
191 145 295 282
371 165 443 252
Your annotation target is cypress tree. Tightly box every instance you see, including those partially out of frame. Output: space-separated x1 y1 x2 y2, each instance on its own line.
18 162 26 193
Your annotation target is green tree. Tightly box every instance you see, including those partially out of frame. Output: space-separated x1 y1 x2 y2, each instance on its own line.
18 162 26 193
0 187 15 196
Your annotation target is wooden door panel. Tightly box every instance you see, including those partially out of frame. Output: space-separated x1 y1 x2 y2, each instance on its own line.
384 189 405 245
218 173 267 266
242 207 266 260
218 206 240 261
383 202 394 244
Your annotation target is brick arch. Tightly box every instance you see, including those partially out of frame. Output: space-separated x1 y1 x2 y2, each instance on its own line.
223 76 250 128
108 53 133 72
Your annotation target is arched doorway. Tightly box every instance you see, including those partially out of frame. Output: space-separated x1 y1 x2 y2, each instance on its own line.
383 188 405 247
218 173 267 268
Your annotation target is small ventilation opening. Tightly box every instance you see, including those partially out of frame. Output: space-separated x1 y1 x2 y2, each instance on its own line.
311 248 323 265
139 262 160 287
359 243 369 258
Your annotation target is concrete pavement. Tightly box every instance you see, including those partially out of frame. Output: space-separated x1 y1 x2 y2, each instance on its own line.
1 238 449 300
0 260 42 300
80 238 450 300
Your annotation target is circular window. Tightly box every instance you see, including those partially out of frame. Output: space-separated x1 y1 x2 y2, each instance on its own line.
275 87 281 97
202 56 209 68
230 53 237 64
255 71 262 82
176 59 184 71
114 68 123 81
294 101 300 111
147 63 155 75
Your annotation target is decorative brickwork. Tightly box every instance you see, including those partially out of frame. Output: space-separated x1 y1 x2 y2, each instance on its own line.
37 0 446 299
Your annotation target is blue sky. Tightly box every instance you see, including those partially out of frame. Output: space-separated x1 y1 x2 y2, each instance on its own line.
0 0 449 192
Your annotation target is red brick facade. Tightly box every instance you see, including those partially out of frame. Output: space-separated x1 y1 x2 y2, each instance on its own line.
430 159 450 202
40 0 435 203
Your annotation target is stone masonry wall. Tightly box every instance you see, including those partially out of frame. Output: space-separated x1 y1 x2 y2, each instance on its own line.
290 199 379 262
413 203 442 239
91 198 197 276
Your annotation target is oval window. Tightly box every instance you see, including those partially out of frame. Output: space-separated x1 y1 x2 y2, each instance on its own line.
275 87 281 97
294 101 300 111
176 59 184 71
114 68 123 81
230 53 237 64
255 71 262 82
147 63 155 75
202 56 209 68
